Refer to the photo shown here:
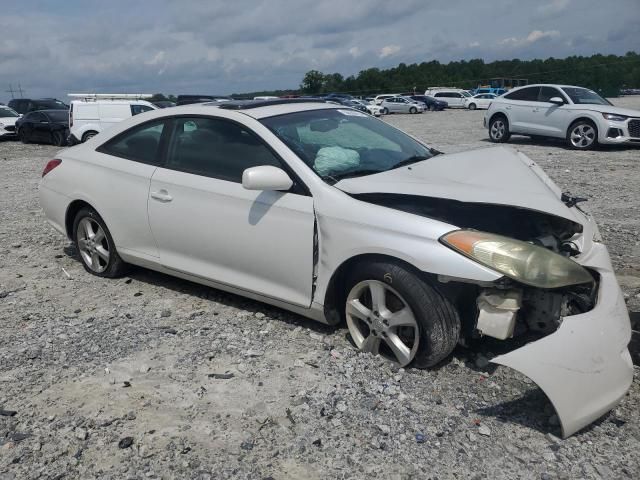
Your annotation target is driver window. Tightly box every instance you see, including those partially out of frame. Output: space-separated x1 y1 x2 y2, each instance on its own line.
166 117 282 182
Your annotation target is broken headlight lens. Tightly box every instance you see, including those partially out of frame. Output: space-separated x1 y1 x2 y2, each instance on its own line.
441 230 594 289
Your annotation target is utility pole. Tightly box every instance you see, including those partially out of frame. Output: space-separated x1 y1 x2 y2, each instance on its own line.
5 84 25 99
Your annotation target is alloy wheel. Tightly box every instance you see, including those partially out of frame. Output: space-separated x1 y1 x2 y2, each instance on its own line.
346 280 419 367
490 120 505 140
77 217 110 273
570 124 596 148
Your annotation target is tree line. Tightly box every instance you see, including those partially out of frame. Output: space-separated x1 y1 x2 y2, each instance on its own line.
291 52 640 98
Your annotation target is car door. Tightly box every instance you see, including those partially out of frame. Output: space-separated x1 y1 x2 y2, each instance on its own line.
147 115 315 308
450 93 465 107
531 86 570 137
502 86 541 133
18 112 35 140
31 112 50 141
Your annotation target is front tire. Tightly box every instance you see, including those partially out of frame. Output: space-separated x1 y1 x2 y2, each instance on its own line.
19 129 30 144
381 107 388 115
52 131 66 147
73 208 128 278
409 107 417 114
344 260 460 368
468 103 477 110
489 115 511 143
567 120 598 150
82 131 98 143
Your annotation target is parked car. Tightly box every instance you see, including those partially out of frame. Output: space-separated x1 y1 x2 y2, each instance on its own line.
152 100 176 109
485 84 640 149
176 95 231 106
16 109 69 145
380 96 425 114
373 94 399 105
38 98 633 437
0 105 20 139
68 95 158 144
424 88 471 108
8 98 68 115
409 95 447 111
350 99 384 116
472 87 507 96
465 93 497 110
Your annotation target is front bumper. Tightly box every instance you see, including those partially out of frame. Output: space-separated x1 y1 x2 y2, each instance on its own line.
598 118 640 145
491 242 633 437
0 127 17 138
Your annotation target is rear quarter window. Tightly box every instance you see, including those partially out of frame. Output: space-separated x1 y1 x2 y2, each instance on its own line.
97 120 166 165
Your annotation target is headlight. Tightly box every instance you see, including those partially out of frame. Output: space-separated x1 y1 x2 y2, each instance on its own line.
602 112 628 121
440 230 594 289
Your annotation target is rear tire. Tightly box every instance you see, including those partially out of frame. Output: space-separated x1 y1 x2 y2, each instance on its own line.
82 131 98 143
489 115 511 143
344 260 460 368
73 207 128 278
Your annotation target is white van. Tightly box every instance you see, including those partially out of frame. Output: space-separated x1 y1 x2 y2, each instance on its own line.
68 94 158 144
423 88 471 108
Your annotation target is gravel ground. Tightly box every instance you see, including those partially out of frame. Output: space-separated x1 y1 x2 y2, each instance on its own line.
1 97 639 480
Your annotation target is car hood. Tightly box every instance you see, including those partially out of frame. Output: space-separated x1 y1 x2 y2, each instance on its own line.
0 117 18 126
334 146 581 223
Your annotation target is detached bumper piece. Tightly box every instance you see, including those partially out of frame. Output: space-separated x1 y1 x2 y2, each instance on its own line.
491 243 633 437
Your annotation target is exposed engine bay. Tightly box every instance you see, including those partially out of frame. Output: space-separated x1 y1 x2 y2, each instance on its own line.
352 192 597 343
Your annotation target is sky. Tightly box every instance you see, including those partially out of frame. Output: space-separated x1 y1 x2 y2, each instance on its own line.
1 0 638 102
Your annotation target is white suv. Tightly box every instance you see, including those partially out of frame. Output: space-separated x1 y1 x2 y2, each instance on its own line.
484 84 640 149
424 88 471 108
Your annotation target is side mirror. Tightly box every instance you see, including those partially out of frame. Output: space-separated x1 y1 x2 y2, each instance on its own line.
549 97 564 105
242 166 293 191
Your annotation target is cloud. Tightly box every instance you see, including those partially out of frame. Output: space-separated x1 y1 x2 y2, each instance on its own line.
379 45 401 58
537 0 571 15
500 30 560 47
0 0 638 100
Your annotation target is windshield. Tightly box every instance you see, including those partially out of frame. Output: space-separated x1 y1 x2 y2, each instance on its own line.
45 110 69 122
0 107 19 118
561 87 612 106
261 108 435 183
461 91 471 97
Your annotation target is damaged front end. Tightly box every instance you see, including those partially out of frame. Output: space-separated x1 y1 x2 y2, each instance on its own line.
353 192 633 437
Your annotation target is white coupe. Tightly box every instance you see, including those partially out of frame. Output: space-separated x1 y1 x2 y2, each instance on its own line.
39 99 632 437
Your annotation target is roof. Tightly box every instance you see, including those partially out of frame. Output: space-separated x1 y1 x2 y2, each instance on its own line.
213 99 341 119
510 84 587 89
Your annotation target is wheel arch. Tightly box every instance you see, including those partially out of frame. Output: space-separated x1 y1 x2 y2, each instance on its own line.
321 253 467 326
81 130 99 142
488 111 509 126
566 116 599 136
65 199 100 240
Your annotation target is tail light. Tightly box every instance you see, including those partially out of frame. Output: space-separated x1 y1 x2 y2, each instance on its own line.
42 159 62 177
69 103 73 127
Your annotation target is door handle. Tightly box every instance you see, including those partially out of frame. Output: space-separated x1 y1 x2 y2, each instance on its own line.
505 106 511 110
150 190 173 202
